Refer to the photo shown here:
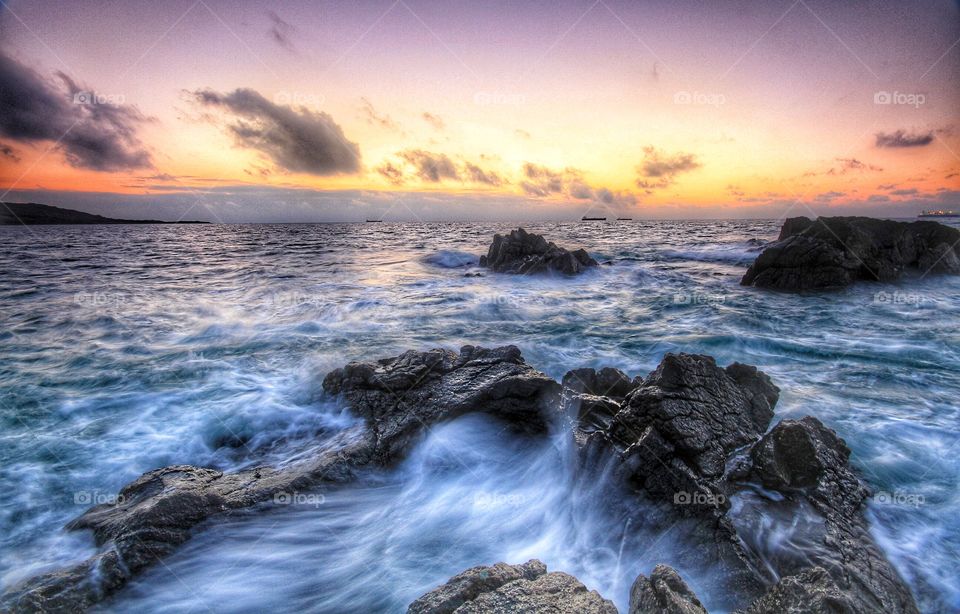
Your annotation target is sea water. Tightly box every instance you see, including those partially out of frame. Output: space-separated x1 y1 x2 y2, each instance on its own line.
0 221 957 612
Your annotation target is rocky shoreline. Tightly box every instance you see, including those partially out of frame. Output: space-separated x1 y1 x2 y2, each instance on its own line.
2 346 918 613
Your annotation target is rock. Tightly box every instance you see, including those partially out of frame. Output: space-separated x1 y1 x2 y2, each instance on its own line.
322 345 561 465
3 346 560 613
742 216 960 290
740 567 855 614
479 227 598 275
408 560 617 614
739 417 919 614
629 565 708 614
598 354 779 512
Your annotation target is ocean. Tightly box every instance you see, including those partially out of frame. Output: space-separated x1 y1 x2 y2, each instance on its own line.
0 220 957 612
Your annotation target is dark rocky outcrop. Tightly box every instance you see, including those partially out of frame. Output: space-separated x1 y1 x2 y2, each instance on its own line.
479 227 598 274
741 216 960 290
629 564 708 614
2 345 560 613
408 560 617 614
578 354 779 515
3 349 919 614
737 417 919 614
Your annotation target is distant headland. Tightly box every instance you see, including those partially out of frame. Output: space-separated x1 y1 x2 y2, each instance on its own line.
0 202 209 225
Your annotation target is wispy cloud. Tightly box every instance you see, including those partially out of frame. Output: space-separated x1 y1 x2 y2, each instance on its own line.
192 87 360 175
636 147 701 191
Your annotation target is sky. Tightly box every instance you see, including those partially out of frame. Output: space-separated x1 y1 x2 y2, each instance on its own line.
1 0 959 222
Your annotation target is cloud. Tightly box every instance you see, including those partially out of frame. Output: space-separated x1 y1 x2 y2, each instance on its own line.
422 112 445 131
192 87 360 175
636 147 701 190
833 157 883 173
514 129 531 140
520 163 634 207
890 188 919 196
521 163 564 195
376 161 405 185
397 150 459 182
360 97 400 131
463 162 503 186
0 142 19 162
0 51 152 171
874 130 934 148
267 11 297 52
814 191 846 202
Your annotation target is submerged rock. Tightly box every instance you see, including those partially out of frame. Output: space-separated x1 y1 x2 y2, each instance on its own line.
408 560 617 614
741 216 960 290
479 227 598 275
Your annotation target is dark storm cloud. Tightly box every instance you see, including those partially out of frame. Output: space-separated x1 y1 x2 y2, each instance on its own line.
636 147 701 190
874 130 934 148
398 150 459 182
193 88 360 175
0 51 152 171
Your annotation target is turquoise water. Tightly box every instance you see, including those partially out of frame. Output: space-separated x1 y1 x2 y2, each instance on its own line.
0 221 957 612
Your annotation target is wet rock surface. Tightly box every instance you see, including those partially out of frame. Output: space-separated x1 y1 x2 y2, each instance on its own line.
478 227 598 275
3 350 918 614
741 216 960 290
2 345 559 613
408 560 618 614
629 564 708 614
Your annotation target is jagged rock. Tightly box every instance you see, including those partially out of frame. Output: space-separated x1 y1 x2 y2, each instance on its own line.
592 353 779 513
479 228 598 275
629 565 707 614
739 417 919 614
562 367 639 433
408 560 617 614
741 216 960 290
322 345 561 464
740 566 855 614
3 346 560 613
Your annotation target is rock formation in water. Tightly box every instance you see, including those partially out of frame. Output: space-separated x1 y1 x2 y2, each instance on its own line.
741 216 960 290
407 560 617 614
479 227 598 275
2 348 918 614
564 358 918 614
1 345 559 613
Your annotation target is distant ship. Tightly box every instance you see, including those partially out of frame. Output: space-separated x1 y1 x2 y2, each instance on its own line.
581 216 606 221
617 217 632 221
918 209 959 218
365 219 383 222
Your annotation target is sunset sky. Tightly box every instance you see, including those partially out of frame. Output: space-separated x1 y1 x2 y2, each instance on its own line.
1 0 959 221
